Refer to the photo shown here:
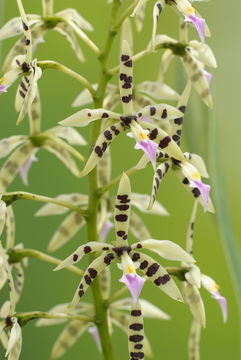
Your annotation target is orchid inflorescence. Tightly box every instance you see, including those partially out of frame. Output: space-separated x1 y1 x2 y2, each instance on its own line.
0 0 227 359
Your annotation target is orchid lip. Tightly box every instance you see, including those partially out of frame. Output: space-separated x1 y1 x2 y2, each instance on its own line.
186 14 205 43
119 273 145 305
135 139 158 169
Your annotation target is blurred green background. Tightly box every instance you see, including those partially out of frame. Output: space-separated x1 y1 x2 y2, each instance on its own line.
0 0 240 359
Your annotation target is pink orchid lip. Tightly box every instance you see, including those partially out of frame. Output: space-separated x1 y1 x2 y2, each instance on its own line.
119 273 145 305
88 326 102 353
212 291 228 323
0 85 7 95
202 68 212 85
19 153 38 186
193 179 210 212
188 14 205 43
135 139 158 169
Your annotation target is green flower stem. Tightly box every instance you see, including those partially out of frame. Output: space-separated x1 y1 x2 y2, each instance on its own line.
7 248 84 276
37 61 96 99
15 311 94 327
84 2 123 360
2 191 86 216
42 0 53 17
112 0 140 33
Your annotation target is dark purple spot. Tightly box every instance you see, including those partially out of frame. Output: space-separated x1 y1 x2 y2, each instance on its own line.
149 128 158 140
161 108 167 119
132 253 140 262
84 246 91 254
124 60 132 67
84 275 91 285
140 261 148 270
131 310 142 317
115 204 129 211
121 54 130 61
129 335 144 343
88 268 97 278
192 188 201 198
150 107 156 116
146 263 160 277
115 214 128 222
102 112 109 118
78 290 84 297
73 254 78 262
159 136 171 149
129 323 143 331
154 274 171 285
95 146 103 158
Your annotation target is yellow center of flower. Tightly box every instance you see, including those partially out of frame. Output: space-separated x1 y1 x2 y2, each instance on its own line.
140 131 148 140
187 6 195 15
193 171 201 180
211 282 220 292
127 265 136 274
0 77 6 86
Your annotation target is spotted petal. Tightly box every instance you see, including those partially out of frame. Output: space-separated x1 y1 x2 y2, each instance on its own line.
148 160 171 210
138 104 183 121
188 319 201 360
119 40 134 115
183 282 206 327
151 2 164 51
132 252 183 302
0 15 41 41
5 205 15 249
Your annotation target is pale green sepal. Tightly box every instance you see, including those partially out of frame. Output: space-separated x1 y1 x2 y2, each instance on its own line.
5 205 15 249
139 103 183 120
151 2 165 51
50 320 90 359
0 15 41 40
157 49 174 82
188 40 217 68
188 319 201 360
35 193 88 217
54 242 113 271
119 40 134 115
136 81 180 101
79 122 125 177
134 153 150 170
0 136 27 159
0 201 7 237
72 84 97 107
184 152 209 178
59 108 121 128
132 192 169 216
54 23 85 63
56 8 94 32
134 0 147 32
182 51 213 108
28 89 41 136
97 147 111 187
0 242 16 315
115 173 131 246
0 141 35 193
183 282 206 328
129 211 151 241
186 200 198 255
121 18 133 53
13 263 24 303
136 252 183 302
47 212 85 252
133 239 195 263
46 126 87 146
5 317 22 360
99 266 111 300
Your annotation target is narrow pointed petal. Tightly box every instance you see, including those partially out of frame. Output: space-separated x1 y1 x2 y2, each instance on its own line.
47 126 87 146
5 318 22 358
132 0 146 31
55 23 85 62
131 192 169 216
135 139 158 169
121 18 133 52
0 200 7 237
151 2 164 51
59 109 120 128
139 121 185 161
0 141 35 192
5 206 15 249
69 252 116 307
175 168 215 213
0 243 16 314
157 49 174 82
56 8 94 32
182 50 212 108
35 193 88 216
28 89 41 136
97 147 111 187
212 292 227 323
114 172 131 246
187 15 205 42
72 85 96 107
99 266 111 299
185 200 198 256
133 239 195 263
170 81 191 144
134 252 183 302
0 15 41 41
79 122 126 177
88 327 102 353
50 320 90 359
43 140 82 177
14 263 24 303
128 301 145 360
16 0 33 64
54 243 113 271
188 319 201 360
120 273 145 305
129 211 151 241
183 282 206 327
138 103 183 121
148 161 171 210
184 152 209 178
47 212 85 253
188 40 217 68
119 40 134 115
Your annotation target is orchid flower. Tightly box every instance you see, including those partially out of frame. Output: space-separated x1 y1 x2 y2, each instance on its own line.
55 173 195 308
59 39 185 176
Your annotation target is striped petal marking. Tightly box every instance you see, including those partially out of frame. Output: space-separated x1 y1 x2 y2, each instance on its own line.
119 40 134 115
114 173 131 246
131 252 183 302
148 160 171 210
128 301 145 360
